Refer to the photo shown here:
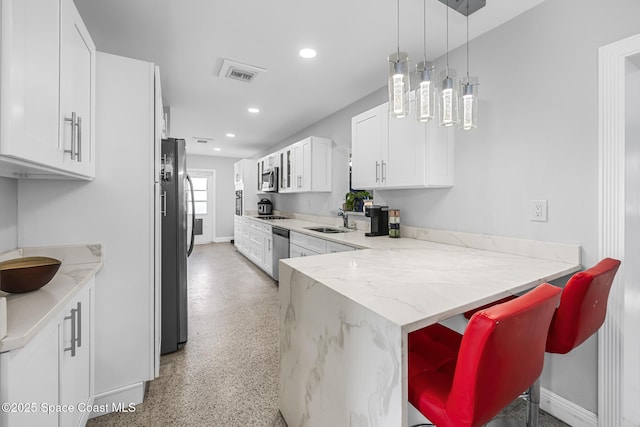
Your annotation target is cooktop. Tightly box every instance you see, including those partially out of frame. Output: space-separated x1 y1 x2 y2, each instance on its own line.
255 215 288 220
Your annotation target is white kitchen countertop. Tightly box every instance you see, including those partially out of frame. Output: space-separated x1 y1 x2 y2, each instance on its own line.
0 244 103 352
242 214 582 331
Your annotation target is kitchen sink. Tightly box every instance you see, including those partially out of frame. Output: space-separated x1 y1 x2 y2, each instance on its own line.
304 226 351 234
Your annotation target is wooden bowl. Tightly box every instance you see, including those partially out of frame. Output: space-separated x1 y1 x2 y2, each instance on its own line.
0 257 61 293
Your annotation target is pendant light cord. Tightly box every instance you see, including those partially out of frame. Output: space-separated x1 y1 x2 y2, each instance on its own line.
445 0 450 77
397 0 400 58
423 0 427 63
466 1 470 79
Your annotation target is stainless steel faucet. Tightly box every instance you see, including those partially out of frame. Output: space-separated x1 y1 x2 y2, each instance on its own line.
338 209 349 228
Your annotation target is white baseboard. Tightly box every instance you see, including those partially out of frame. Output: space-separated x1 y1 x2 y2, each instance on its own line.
541 387 597 427
88 382 146 419
214 236 233 243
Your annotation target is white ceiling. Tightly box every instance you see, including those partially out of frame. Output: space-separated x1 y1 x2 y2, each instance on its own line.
74 0 545 159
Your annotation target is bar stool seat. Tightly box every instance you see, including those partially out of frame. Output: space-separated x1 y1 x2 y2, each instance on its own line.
408 283 562 427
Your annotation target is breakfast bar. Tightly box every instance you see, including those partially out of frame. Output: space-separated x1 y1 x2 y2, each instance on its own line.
278 236 581 427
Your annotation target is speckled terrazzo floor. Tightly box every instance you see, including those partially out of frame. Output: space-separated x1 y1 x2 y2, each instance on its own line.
87 242 570 427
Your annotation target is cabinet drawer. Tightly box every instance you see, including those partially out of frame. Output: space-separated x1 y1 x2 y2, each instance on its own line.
290 231 327 254
289 243 321 258
326 241 357 253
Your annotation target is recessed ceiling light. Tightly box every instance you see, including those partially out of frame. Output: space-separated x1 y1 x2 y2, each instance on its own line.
213 147 221 152
299 48 317 59
226 133 236 138
248 107 260 114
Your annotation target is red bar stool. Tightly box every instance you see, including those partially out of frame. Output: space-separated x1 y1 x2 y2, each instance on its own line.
463 258 622 427
408 283 562 427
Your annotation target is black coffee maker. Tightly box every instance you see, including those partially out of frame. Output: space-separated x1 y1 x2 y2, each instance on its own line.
365 205 389 237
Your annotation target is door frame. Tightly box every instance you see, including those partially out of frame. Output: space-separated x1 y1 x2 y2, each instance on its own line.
187 168 216 244
598 32 640 426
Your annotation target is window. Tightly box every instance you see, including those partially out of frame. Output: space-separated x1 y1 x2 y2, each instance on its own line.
189 177 208 215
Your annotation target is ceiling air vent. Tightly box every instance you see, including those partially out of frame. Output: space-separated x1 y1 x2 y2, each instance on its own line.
218 58 267 83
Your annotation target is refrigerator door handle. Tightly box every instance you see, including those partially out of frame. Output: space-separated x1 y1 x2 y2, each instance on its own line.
186 174 196 257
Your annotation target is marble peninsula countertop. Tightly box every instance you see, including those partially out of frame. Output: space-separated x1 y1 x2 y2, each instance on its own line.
0 244 103 352
244 213 582 331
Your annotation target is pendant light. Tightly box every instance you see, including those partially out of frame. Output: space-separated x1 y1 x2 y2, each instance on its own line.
388 0 409 118
415 0 434 122
459 0 479 130
438 0 458 127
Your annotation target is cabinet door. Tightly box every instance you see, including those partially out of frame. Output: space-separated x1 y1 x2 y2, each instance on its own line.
386 108 427 188
0 320 59 427
351 104 386 189
292 138 311 192
262 232 273 275
234 161 243 184
59 0 96 177
279 147 294 193
59 280 94 427
0 0 62 168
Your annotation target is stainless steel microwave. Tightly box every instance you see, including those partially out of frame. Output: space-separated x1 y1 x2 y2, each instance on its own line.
261 167 278 192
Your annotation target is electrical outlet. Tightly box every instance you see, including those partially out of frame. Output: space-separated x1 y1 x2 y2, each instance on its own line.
530 200 548 222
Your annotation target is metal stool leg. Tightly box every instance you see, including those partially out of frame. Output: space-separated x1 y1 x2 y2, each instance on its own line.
526 378 541 427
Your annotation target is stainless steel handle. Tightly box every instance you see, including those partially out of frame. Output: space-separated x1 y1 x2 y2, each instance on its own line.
381 161 386 182
76 116 82 162
268 239 271 251
376 161 380 182
76 302 82 348
161 154 168 180
64 308 77 357
161 191 167 216
64 112 77 161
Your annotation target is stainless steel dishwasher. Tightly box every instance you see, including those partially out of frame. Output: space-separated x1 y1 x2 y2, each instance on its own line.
272 226 290 281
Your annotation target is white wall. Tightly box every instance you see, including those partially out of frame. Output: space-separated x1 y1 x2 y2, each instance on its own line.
253 0 640 414
0 177 18 252
186 154 238 239
624 55 640 424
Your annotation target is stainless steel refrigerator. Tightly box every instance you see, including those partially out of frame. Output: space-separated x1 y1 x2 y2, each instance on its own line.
161 137 195 354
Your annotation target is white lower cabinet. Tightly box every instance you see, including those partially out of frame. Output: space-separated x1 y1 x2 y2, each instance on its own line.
0 320 59 427
235 217 273 277
59 280 94 427
326 241 357 253
289 231 357 258
0 278 95 427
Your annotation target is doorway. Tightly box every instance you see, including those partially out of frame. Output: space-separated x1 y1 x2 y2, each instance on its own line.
188 169 216 245
598 33 640 426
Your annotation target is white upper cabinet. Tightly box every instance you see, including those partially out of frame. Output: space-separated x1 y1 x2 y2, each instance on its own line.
351 104 387 189
59 0 96 177
0 0 96 179
261 136 332 194
291 137 332 193
351 100 454 190
278 146 294 193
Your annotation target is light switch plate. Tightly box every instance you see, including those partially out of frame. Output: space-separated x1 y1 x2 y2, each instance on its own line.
530 200 548 222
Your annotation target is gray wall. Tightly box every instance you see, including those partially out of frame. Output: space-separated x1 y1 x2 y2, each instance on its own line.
253 0 640 413
186 154 239 239
0 177 18 252
624 56 640 421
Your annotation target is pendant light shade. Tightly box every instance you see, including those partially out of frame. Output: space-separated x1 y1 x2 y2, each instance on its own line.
438 69 458 127
388 52 410 118
438 0 458 127
416 62 435 122
459 76 478 130
459 0 479 131
414 0 434 122
388 0 409 118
